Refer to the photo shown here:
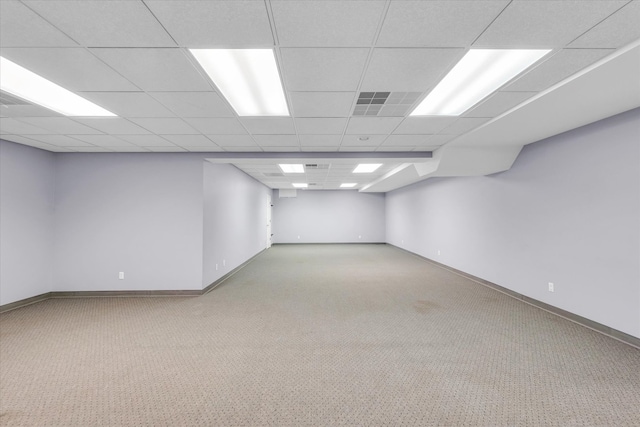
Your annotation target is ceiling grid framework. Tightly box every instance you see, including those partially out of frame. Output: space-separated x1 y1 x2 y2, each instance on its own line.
0 0 638 191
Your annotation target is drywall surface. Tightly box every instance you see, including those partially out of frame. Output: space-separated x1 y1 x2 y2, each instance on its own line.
53 153 204 291
202 162 271 287
386 108 640 338
273 190 385 243
0 140 55 305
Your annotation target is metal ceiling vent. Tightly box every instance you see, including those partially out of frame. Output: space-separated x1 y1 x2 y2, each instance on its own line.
263 172 283 177
304 163 330 169
353 92 422 117
0 91 30 106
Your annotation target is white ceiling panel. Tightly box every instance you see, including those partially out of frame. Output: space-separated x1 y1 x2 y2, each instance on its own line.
117 135 174 147
15 117 104 135
90 49 210 92
160 135 216 147
376 146 419 152
68 135 133 147
254 135 299 147
0 1 77 47
0 135 72 151
424 134 457 146
206 135 257 147
464 92 536 118
345 117 403 135
0 104 64 118
441 118 491 135
71 147 115 152
262 146 301 152
393 117 457 134
362 48 464 92
339 146 378 152
474 1 627 48
271 1 385 47
281 48 369 91
240 118 296 135
145 146 187 152
24 0 175 47
149 92 234 118
382 135 431 146
289 92 356 117
0 48 139 91
301 146 339 152
299 135 343 146
129 118 198 135
341 135 386 146
21 134 94 147
183 146 224 152
78 92 175 118
1 118 51 135
107 146 150 152
71 118 151 135
222 146 263 152
145 1 274 47
570 1 640 48
184 118 248 135
378 1 508 47
504 49 613 92
295 118 347 135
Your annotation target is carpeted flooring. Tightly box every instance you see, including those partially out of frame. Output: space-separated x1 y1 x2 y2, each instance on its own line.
1 244 639 426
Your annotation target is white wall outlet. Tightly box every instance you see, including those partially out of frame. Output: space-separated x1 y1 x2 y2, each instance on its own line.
358 235 362 239
223 259 226 267
118 272 124 280
437 250 441 256
297 235 300 239
548 282 554 292
401 239 404 244
215 264 218 271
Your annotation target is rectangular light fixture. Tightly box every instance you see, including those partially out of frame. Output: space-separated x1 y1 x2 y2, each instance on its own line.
292 183 308 188
410 49 550 116
340 183 357 188
190 49 289 117
279 164 304 173
0 57 116 117
353 164 382 174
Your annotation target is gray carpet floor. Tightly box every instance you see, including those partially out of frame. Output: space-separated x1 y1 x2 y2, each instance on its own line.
1 244 639 426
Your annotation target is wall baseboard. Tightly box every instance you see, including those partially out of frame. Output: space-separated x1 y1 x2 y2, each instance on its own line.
272 242 386 245
388 244 640 350
0 292 52 314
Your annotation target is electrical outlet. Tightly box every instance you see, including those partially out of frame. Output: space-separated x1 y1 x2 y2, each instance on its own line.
223 259 226 267
437 250 441 256
118 272 124 280
297 235 300 239
548 282 554 292
215 264 218 271
358 235 362 239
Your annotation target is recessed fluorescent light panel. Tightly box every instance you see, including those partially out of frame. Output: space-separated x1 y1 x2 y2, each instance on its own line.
292 183 308 188
190 49 289 117
353 164 382 174
411 49 550 116
340 183 357 188
0 57 115 116
279 164 304 173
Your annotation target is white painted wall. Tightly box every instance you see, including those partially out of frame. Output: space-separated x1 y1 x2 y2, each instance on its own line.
53 153 204 291
202 163 271 287
273 190 385 243
0 140 55 305
386 108 640 338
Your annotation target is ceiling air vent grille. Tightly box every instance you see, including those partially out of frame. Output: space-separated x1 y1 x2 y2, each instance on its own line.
264 172 283 177
304 163 330 170
0 91 30 106
353 92 422 117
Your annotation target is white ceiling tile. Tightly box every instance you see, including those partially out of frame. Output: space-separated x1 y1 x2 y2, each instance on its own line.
301 146 339 152
129 118 198 135
393 117 457 134
206 135 257 147
253 135 299 147
145 1 273 47
79 93 175 118
15 117 104 134
68 135 133 147
240 118 296 134
474 1 628 48
90 49 210 91
0 1 77 47
341 135 387 146
0 104 64 118
0 48 139 91
361 48 464 92
290 92 356 117
146 146 187 152
570 1 640 48
69 146 113 152
109 146 150 152
295 118 347 134
117 135 174 147
261 146 301 152
345 117 403 135
1 118 51 135
149 92 234 117
0 134 71 151
376 146 418 152
222 146 263 152
339 146 377 152
424 135 457 146
24 0 175 47
183 146 224 152
441 118 491 135
272 1 385 47
378 1 508 47
160 135 216 146
299 135 342 146
382 135 431 146
281 48 369 91
21 134 94 147
71 118 151 135
464 92 536 118
504 49 614 92
184 118 247 135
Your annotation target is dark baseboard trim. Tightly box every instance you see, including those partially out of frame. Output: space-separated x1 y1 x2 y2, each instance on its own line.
1 248 269 313
388 244 640 350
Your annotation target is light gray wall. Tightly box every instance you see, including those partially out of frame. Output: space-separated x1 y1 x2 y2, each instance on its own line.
53 154 204 291
273 190 385 243
203 163 271 286
0 140 55 305
386 108 640 338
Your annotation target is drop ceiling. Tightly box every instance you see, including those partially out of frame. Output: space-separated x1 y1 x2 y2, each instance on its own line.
1 0 639 192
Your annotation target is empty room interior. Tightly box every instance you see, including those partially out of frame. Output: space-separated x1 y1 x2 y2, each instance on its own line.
1 0 639 425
